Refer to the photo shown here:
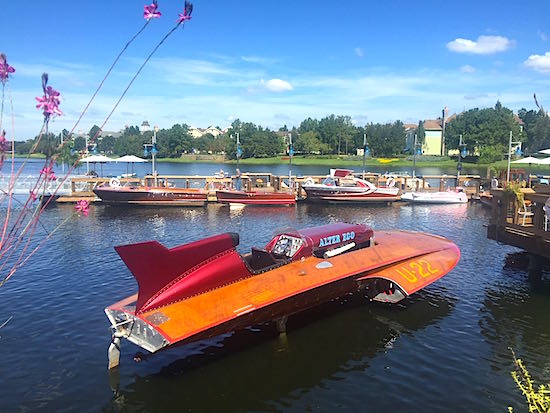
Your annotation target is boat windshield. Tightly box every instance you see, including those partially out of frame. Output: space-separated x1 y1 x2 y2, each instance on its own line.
322 177 337 186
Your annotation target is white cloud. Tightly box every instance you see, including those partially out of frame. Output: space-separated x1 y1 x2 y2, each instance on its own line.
354 47 364 57
446 35 512 55
524 52 550 74
460 65 476 73
538 30 548 42
261 78 293 92
240 56 277 65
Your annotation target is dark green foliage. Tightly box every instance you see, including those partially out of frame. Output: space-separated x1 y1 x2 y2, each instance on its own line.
446 101 523 156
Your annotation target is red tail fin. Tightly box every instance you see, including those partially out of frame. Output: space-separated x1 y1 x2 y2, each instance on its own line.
115 233 239 313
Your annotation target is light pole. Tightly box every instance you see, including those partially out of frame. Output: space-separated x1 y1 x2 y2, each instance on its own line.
412 134 422 179
506 130 522 184
143 125 159 186
288 133 293 189
231 132 241 190
457 134 467 183
362 133 369 175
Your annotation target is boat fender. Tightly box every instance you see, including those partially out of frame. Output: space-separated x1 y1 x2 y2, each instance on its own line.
110 178 121 188
304 177 314 186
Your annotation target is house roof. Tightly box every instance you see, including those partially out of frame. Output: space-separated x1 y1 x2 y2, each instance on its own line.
404 123 417 130
423 119 443 130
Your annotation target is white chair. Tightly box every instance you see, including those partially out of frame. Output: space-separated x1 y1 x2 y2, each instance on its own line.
518 199 534 226
543 203 550 231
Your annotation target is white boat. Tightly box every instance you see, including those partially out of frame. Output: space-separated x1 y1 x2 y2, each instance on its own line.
302 169 400 203
401 188 468 204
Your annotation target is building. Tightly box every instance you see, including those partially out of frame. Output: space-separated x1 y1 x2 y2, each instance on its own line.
140 121 151 134
404 123 418 153
188 126 223 138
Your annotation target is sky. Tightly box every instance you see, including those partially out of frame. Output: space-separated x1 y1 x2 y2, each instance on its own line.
1 0 550 140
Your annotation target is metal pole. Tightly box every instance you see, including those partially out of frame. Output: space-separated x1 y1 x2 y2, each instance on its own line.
362 133 367 174
507 130 512 184
152 126 158 186
457 134 462 183
85 134 89 174
412 134 417 179
288 133 292 188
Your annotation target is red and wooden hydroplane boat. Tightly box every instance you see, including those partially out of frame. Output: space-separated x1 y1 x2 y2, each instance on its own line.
105 222 459 368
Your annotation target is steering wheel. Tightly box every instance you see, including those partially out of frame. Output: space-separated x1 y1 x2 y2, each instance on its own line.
272 237 291 257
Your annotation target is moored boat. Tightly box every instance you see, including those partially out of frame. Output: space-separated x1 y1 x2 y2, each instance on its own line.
216 188 295 205
93 179 207 206
302 169 400 203
105 222 459 368
400 188 468 204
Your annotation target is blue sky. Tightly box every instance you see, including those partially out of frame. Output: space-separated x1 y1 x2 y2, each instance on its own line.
2 0 550 139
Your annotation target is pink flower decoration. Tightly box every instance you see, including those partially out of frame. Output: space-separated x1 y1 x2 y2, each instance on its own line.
75 200 90 217
40 166 56 181
0 53 15 84
177 1 193 27
29 190 37 202
0 130 6 154
143 1 161 19
35 73 63 119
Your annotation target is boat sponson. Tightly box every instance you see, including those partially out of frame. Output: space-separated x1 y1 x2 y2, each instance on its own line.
115 232 246 314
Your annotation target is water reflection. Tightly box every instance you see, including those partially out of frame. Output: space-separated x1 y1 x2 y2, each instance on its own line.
104 290 454 413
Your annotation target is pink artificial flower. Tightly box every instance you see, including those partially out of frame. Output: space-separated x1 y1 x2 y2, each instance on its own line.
143 1 161 19
74 199 90 217
0 53 15 84
177 1 193 27
40 166 56 181
29 190 37 202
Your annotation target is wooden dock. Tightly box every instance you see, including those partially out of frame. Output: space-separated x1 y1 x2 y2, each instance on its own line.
487 188 550 259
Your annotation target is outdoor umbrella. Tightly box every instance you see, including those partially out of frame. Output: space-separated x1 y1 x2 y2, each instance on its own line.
512 156 546 185
78 154 115 176
114 155 146 176
539 149 550 155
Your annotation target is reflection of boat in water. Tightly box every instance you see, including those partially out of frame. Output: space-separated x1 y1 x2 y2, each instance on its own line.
93 179 207 206
401 188 468 204
105 222 459 368
302 169 400 203
215 189 295 205
105 288 453 412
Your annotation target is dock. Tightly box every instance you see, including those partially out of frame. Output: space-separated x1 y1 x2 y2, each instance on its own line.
47 172 483 204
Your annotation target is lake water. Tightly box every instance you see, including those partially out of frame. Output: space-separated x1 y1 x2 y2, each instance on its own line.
0 160 548 412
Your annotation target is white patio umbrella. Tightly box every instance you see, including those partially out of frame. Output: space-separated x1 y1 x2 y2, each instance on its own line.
512 156 547 185
78 154 115 176
539 149 550 155
115 155 146 176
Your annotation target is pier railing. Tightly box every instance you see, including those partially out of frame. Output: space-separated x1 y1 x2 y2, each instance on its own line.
487 189 550 257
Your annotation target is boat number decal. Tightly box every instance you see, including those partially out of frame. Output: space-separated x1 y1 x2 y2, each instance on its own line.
395 259 439 283
319 231 355 247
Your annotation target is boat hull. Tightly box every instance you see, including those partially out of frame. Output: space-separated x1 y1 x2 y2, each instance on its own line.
93 186 207 206
216 189 296 205
303 185 400 203
401 191 468 204
106 230 459 358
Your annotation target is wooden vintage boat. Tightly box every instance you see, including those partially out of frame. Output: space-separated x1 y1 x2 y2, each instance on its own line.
93 179 207 206
216 188 296 205
302 169 400 203
400 188 468 204
105 222 459 368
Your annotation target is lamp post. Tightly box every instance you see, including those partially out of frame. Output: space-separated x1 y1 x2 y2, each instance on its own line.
288 133 293 189
143 125 159 186
231 132 241 190
506 130 522 184
412 134 422 179
457 134 467 183
362 133 369 175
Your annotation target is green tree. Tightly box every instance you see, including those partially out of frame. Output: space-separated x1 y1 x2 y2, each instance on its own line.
445 101 523 160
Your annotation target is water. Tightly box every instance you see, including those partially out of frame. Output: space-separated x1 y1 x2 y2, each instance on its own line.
0 162 549 412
